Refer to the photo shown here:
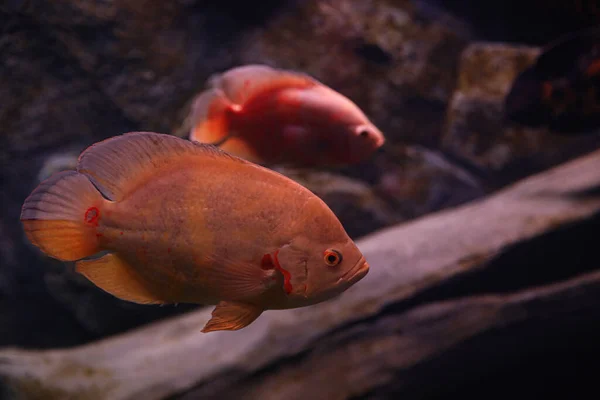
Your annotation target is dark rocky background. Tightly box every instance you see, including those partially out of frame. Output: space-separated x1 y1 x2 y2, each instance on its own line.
1 0 600 398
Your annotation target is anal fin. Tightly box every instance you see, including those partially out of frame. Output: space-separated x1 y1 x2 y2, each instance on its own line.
202 301 264 333
76 253 166 304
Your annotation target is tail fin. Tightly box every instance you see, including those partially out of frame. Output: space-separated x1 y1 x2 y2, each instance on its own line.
20 170 106 261
188 88 236 146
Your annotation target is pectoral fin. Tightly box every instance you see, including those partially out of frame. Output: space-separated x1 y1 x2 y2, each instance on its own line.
205 258 278 300
201 301 264 333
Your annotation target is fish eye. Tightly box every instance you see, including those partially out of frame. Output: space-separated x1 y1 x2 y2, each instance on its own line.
324 249 343 266
358 129 370 138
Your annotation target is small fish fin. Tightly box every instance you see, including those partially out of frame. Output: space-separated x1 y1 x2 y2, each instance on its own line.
204 258 278 300
77 131 248 201
189 88 237 146
201 301 263 333
211 64 317 106
76 253 165 304
20 171 105 261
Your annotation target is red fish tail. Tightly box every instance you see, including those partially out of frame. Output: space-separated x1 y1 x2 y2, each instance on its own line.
20 170 106 261
189 88 234 146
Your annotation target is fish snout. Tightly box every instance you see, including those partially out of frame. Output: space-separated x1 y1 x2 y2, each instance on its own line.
354 125 385 148
350 259 369 283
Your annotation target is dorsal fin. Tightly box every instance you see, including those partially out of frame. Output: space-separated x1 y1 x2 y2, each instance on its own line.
76 131 248 201
210 64 317 105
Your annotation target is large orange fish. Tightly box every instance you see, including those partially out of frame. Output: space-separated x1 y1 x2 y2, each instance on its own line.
20 132 369 333
189 64 385 166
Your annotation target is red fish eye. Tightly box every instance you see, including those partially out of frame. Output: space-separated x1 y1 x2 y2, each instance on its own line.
324 249 342 266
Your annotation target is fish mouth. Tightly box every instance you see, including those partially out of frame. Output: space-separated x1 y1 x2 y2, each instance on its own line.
354 125 385 148
373 134 385 148
338 256 369 284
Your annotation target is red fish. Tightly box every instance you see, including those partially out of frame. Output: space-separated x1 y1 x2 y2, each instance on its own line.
189 64 385 166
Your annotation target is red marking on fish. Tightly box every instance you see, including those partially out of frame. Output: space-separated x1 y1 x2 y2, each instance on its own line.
167 247 172 254
95 233 103 238
84 207 100 226
120 231 124 235
542 82 553 100
586 60 600 77
272 250 293 294
261 253 275 270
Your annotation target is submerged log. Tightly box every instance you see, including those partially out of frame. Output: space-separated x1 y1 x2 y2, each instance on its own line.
1 148 600 400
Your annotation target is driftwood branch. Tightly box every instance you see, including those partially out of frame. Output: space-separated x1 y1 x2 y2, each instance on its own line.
2 149 600 400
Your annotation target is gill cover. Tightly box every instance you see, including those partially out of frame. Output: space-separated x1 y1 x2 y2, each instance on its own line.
274 240 309 298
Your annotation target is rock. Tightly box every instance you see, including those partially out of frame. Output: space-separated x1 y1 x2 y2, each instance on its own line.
373 144 484 218
425 0 600 44
3 1 287 134
0 10 138 348
441 42 600 188
2 147 599 400
182 271 600 400
36 150 80 183
0 222 15 298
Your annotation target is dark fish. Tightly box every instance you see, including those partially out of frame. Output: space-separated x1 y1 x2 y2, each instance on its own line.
504 26 600 134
